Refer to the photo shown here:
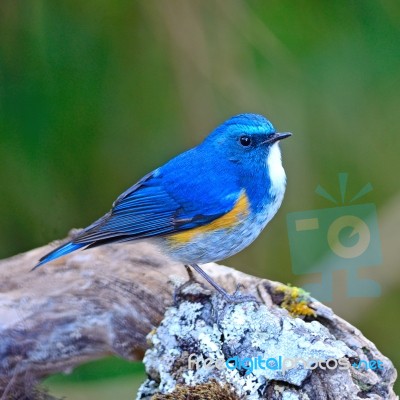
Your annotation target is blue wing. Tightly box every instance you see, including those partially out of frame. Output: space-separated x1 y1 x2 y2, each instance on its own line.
35 147 242 268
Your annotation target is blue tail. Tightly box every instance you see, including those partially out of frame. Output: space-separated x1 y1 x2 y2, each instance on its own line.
32 241 86 270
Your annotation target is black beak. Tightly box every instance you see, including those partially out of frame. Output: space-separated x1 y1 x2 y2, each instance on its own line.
263 132 292 145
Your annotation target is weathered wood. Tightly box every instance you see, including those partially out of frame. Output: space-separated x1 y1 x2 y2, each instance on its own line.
138 282 398 400
0 234 397 399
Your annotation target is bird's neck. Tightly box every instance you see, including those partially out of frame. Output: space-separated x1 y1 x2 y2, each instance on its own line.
242 143 286 212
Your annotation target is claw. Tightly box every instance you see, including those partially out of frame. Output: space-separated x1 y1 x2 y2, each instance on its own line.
220 290 260 304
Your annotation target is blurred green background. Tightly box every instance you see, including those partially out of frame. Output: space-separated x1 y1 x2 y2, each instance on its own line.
0 0 399 397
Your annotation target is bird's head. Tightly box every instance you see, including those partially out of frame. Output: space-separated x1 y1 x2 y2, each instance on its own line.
203 113 291 167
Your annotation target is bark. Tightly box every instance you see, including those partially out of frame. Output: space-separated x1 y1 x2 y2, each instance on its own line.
0 234 397 399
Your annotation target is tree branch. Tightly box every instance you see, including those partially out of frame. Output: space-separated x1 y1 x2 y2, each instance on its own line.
0 234 397 399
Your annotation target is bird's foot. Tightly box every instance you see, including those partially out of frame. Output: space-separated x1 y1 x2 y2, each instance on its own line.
219 283 260 304
186 264 260 304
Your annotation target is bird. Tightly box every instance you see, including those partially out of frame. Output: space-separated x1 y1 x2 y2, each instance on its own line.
34 113 291 302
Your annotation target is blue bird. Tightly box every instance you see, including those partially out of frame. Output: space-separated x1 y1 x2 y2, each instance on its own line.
35 113 291 301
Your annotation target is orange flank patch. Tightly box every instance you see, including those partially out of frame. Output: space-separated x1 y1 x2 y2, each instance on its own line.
168 191 250 245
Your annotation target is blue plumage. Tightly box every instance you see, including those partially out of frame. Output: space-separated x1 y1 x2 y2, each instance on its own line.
35 113 291 288
34 242 86 269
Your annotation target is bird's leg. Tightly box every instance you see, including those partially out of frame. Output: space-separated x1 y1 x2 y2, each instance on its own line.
184 264 196 282
187 263 258 304
173 264 212 304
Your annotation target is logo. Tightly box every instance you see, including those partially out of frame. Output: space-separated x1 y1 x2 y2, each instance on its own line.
187 353 384 375
286 173 382 301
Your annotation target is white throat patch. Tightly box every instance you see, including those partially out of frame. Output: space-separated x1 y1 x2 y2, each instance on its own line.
267 143 286 197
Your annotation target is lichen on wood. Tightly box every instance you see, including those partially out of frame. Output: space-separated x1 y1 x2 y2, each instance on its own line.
0 237 397 399
138 282 397 400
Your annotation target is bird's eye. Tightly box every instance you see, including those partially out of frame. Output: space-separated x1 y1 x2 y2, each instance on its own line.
239 136 251 147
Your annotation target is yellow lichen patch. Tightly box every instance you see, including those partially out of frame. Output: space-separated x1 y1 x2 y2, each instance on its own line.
275 284 316 318
168 191 250 245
